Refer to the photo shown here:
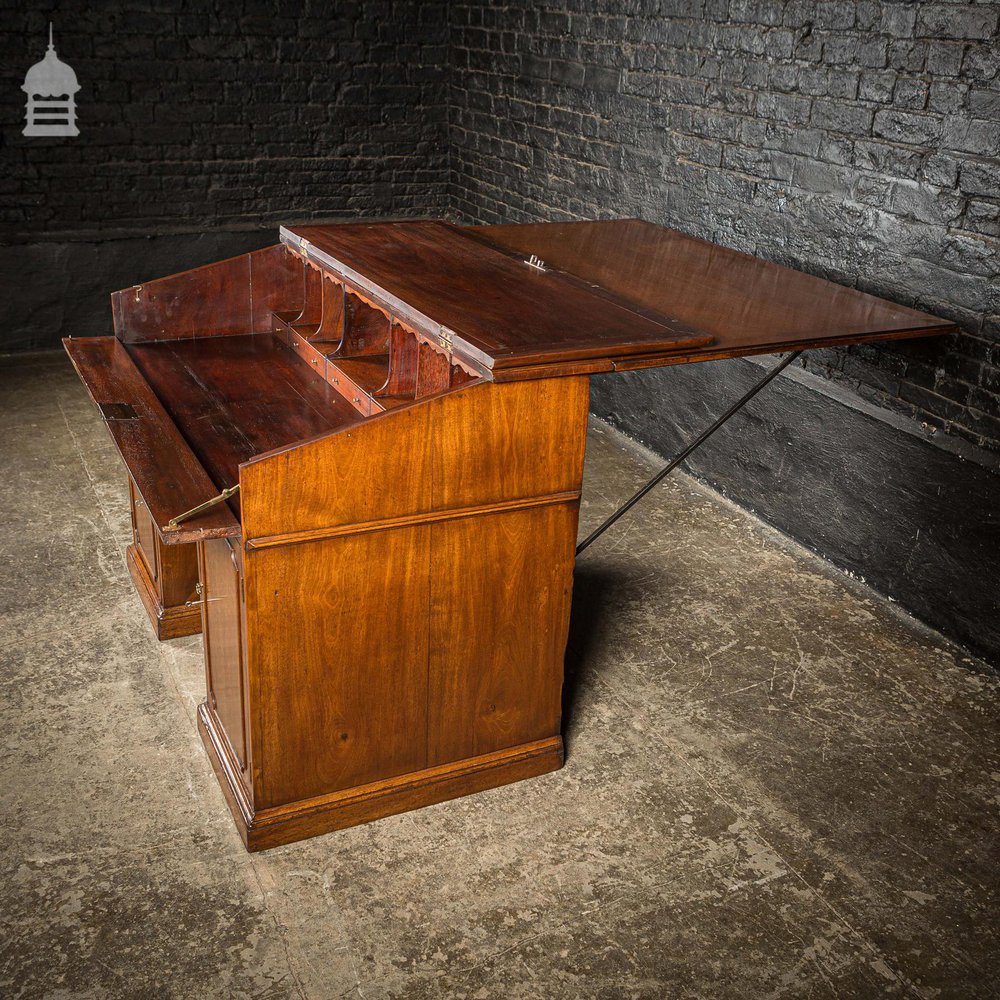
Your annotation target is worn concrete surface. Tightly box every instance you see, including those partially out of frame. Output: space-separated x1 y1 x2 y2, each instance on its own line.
1 350 997 999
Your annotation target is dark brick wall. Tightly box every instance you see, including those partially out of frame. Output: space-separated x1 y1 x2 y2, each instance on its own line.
448 0 1000 454
3 1 997 656
2 0 449 242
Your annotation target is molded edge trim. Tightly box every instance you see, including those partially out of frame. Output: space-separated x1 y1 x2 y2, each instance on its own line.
244 490 581 551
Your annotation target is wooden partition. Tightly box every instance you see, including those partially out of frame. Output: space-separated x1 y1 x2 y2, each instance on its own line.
126 476 201 639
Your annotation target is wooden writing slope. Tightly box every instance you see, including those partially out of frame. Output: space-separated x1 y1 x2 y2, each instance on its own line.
65 220 955 850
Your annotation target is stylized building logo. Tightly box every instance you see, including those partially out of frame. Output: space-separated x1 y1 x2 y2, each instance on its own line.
22 24 80 137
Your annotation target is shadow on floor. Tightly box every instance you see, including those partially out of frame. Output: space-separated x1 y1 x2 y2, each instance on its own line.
562 564 630 759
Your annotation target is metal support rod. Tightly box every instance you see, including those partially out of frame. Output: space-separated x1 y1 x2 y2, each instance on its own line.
166 483 240 530
576 350 803 556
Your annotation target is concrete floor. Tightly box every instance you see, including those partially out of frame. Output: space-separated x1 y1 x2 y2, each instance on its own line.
1 350 998 1000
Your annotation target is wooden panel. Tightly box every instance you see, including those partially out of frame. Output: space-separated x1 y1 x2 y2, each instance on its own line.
312 275 345 343
201 704 562 852
340 291 391 357
127 333 365 503
428 503 577 765
112 254 252 343
127 476 200 637
129 477 158 581
112 243 303 343
249 244 306 333
243 526 432 809
330 355 390 400
240 388 435 540
431 377 590 511
126 544 201 640
156 532 200 609
240 377 589 542
63 337 240 543
477 219 957 359
200 539 250 781
290 263 323 332
376 324 419 399
284 221 712 372
415 341 451 399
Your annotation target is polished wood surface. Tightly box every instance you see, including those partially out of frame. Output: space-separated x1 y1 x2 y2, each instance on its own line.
427 505 576 764
239 376 588 542
231 375 588 843
247 525 433 807
283 221 713 374
199 704 563 852
127 333 364 506
127 476 200 638
200 538 250 784
63 336 240 544
112 244 303 343
476 219 956 366
126 545 201 640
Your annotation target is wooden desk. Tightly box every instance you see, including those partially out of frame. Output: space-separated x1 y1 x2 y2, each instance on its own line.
65 219 955 850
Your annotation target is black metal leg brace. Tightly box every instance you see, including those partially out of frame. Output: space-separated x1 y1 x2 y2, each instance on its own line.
576 350 804 556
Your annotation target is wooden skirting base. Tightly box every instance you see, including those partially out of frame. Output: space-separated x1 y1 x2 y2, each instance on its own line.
126 544 202 641
198 702 564 852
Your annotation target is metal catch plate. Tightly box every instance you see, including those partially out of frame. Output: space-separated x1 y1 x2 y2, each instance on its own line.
98 402 138 420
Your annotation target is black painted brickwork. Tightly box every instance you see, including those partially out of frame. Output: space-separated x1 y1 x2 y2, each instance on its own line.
3 2 998 457
448 1 1000 453
1 1 449 239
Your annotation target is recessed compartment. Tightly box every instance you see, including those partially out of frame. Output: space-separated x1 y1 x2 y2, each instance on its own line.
270 263 484 418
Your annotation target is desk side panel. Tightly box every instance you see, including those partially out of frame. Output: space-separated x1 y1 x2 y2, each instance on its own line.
243 526 432 810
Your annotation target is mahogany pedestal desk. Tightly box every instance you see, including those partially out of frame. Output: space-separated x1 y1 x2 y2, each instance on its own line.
65 219 954 851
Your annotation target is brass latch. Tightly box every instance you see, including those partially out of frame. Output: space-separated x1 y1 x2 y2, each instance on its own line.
166 484 240 530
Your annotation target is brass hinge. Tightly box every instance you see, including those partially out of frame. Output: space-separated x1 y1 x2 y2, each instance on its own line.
525 254 546 271
166 484 240 530
439 328 454 353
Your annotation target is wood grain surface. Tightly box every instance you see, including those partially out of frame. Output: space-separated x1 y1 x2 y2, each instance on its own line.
63 336 240 543
475 218 957 362
284 221 712 372
127 333 365 507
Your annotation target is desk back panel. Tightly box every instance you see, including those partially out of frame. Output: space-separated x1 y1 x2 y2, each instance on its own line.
111 244 304 343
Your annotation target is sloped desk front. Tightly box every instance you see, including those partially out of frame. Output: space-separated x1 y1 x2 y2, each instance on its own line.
65 219 955 850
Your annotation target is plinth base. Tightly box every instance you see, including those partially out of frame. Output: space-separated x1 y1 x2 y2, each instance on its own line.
127 544 202 640
198 701 564 852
